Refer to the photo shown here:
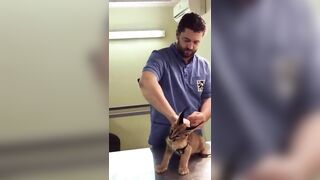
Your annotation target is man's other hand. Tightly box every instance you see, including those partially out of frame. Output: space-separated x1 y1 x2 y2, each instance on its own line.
187 111 205 128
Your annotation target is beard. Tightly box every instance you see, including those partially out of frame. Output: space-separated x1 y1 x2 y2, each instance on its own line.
176 40 196 59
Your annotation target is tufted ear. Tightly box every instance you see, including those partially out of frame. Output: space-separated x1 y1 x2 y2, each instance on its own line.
186 121 204 131
178 108 186 125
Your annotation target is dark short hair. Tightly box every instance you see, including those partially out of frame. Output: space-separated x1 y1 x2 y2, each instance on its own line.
177 12 206 34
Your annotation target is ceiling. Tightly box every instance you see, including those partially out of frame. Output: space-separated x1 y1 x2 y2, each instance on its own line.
109 0 173 2
109 0 179 8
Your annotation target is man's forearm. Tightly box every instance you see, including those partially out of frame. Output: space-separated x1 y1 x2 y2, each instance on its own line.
288 111 320 179
139 72 178 124
200 98 211 122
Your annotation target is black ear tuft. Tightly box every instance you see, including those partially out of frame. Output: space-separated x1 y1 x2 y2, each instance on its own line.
178 108 187 125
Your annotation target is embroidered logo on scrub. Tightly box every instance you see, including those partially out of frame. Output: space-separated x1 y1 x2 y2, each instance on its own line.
197 80 205 92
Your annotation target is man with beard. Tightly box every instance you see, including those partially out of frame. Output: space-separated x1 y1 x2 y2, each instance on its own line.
139 12 211 148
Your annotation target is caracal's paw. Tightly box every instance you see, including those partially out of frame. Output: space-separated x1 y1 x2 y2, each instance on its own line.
178 167 189 175
156 165 168 174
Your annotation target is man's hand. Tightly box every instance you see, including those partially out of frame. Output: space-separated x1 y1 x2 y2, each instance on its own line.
169 114 179 125
244 111 320 180
187 111 206 128
245 155 307 180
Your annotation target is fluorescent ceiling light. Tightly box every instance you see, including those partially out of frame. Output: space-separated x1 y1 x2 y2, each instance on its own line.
109 30 165 40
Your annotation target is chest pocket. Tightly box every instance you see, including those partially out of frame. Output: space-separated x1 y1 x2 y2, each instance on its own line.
190 76 206 95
